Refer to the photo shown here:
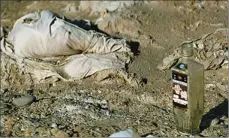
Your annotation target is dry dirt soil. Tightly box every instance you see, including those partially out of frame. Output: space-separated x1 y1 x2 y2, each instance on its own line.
0 1 228 137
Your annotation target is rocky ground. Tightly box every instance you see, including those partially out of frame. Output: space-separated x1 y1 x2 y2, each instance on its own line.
0 1 228 137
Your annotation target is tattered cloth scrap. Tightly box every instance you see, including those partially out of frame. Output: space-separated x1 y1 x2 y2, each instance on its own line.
157 28 228 70
0 10 140 87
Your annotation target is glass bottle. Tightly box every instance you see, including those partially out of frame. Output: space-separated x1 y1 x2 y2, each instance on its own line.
171 43 204 134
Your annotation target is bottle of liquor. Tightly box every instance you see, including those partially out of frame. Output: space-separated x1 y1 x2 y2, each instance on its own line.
171 43 204 134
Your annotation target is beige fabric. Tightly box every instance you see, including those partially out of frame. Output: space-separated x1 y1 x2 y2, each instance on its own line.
1 10 139 86
8 10 131 58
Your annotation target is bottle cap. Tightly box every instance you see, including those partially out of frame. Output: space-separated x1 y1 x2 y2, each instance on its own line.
181 43 193 57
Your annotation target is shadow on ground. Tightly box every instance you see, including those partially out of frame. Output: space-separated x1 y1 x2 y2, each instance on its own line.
200 99 228 131
64 17 141 56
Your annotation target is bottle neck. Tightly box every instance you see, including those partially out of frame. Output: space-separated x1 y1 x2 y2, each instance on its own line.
181 55 192 63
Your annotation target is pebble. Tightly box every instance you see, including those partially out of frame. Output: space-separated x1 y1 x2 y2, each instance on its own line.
146 135 156 138
220 116 228 125
205 84 216 90
109 129 139 137
211 118 220 126
100 100 108 109
51 123 58 128
52 82 57 87
105 110 110 116
12 95 35 107
85 105 89 109
63 3 77 13
51 128 69 137
85 97 94 104
216 83 228 92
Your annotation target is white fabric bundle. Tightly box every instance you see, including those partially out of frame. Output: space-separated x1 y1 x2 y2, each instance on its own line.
1 10 139 86
8 10 130 58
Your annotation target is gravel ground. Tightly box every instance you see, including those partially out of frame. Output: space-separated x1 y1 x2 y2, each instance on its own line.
0 1 228 137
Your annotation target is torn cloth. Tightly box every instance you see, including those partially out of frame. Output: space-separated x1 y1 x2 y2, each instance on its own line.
1 10 134 84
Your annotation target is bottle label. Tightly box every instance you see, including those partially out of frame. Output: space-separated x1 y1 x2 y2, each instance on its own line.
172 71 188 108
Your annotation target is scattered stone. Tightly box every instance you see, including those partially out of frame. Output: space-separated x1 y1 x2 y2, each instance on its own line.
0 1 228 138
210 23 224 27
51 128 69 137
85 97 94 104
63 3 77 13
78 1 139 15
205 83 216 91
24 129 33 137
158 28 228 71
211 118 220 126
189 21 202 31
157 54 179 70
109 128 139 137
146 134 157 137
4 117 15 136
51 123 58 128
100 100 108 109
65 105 80 112
104 109 110 116
0 103 13 114
216 83 228 92
12 95 35 107
95 12 142 38
220 116 228 125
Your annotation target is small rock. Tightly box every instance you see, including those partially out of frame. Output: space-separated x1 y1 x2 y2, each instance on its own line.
105 110 110 116
100 99 107 104
211 118 220 126
85 97 94 104
85 105 89 109
51 123 58 128
157 55 179 70
52 82 57 87
100 100 108 109
205 84 216 91
63 3 77 13
4 117 15 136
109 129 139 137
0 103 12 114
146 134 156 138
220 116 228 125
216 83 228 92
26 88 34 94
142 34 152 40
24 129 33 137
12 95 35 107
51 128 69 137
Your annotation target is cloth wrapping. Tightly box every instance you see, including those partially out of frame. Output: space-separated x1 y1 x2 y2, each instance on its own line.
1 10 137 85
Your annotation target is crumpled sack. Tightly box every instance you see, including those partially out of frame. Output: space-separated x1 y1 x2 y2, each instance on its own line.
157 28 228 70
1 10 140 87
